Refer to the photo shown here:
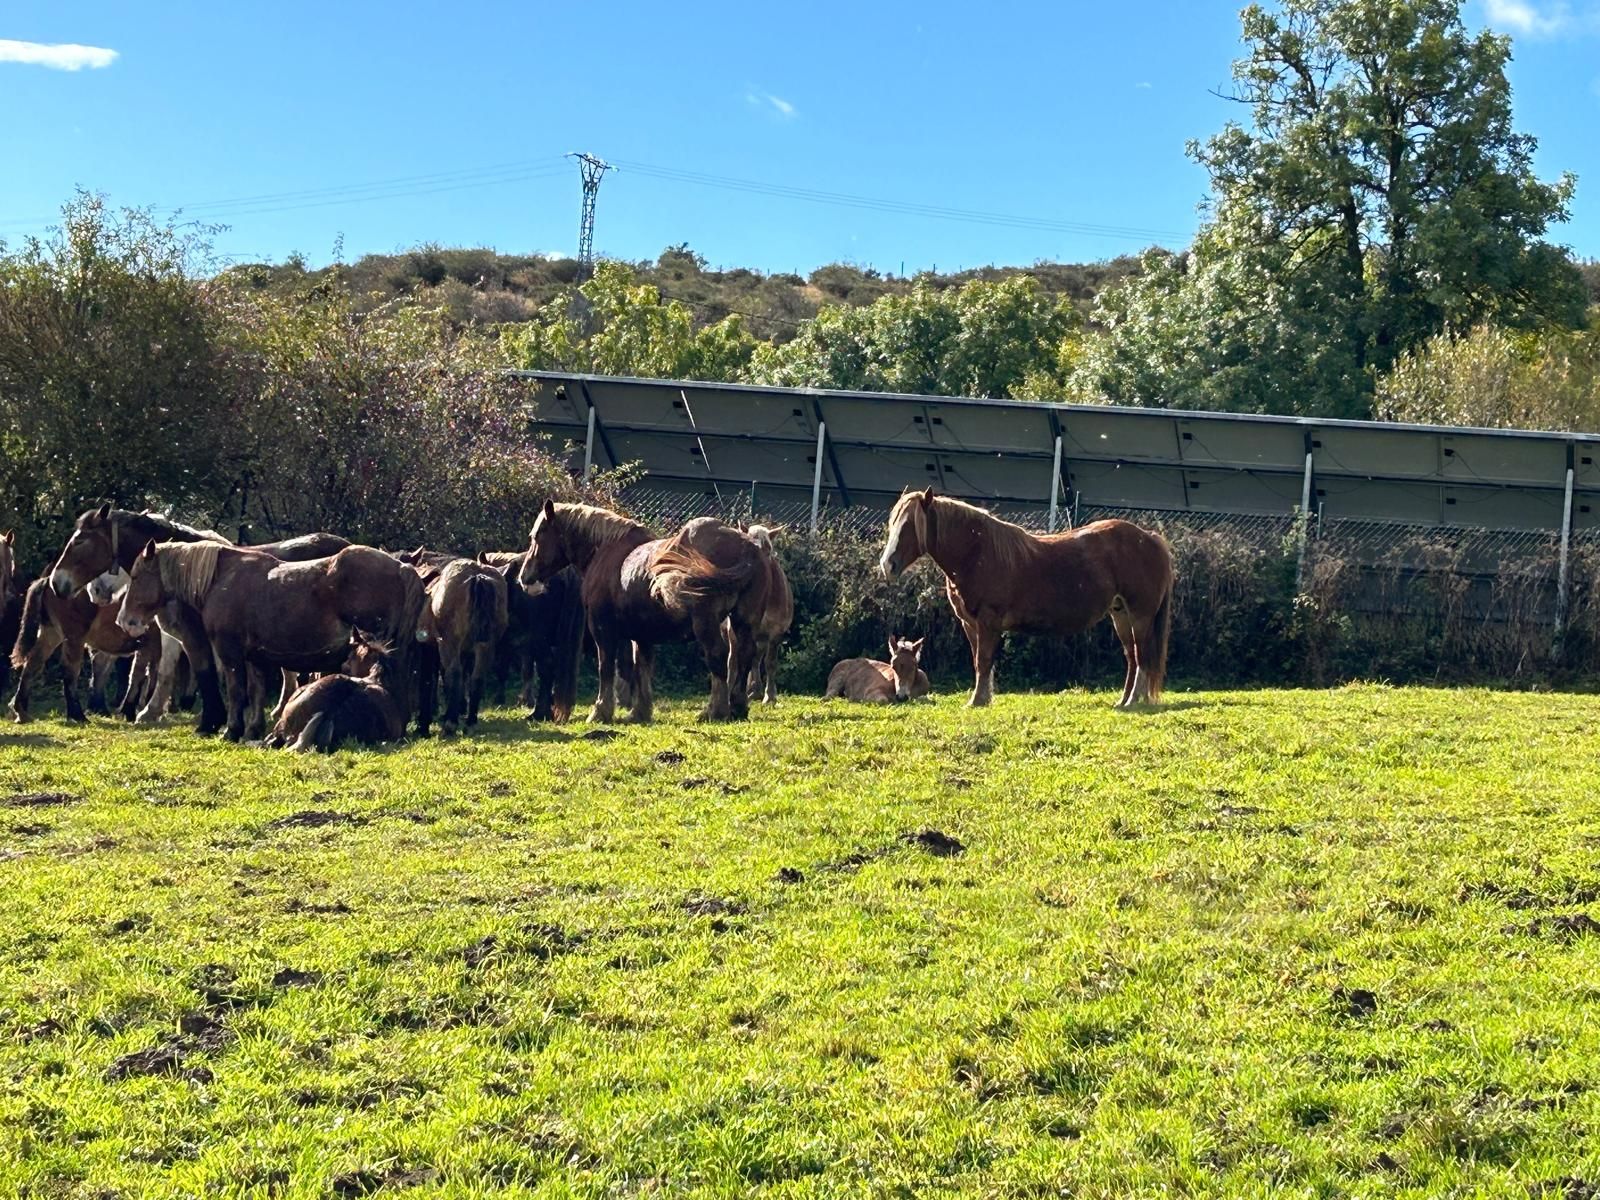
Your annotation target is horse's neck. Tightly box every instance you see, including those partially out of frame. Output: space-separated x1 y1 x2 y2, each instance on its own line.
569 522 650 572
925 505 982 584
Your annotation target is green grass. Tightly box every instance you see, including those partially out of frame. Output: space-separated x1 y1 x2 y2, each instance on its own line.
2 685 1599 1198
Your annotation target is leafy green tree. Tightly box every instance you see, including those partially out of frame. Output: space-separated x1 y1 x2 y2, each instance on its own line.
499 261 758 382
1075 0 1585 417
751 275 1077 399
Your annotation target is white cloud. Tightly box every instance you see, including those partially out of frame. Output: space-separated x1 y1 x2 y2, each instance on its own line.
0 38 118 70
1135 81 1153 89
745 87 796 119
1485 0 1570 36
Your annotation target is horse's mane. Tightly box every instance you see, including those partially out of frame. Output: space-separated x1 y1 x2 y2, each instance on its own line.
889 492 1036 573
552 503 647 547
135 510 229 543
480 551 523 568
156 542 222 607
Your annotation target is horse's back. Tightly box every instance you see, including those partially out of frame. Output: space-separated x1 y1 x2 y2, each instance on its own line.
826 658 894 702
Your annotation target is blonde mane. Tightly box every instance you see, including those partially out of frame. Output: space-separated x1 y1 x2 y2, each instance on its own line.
156 541 222 607
552 502 648 548
887 492 1036 573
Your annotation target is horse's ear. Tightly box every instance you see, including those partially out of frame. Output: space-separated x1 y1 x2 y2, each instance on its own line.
910 637 925 657
2 530 12 546
888 637 898 657
139 539 159 560
477 551 492 566
542 498 557 520
95 502 112 522
919 486 934 508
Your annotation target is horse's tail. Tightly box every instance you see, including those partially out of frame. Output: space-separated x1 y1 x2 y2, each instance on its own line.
647 541 758 615
10 580 49 670
468 574 499 646
1147 577 1173 704
393 565 425 647
550 568 585 723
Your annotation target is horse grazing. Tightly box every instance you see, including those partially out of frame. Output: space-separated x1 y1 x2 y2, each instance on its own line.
402 553 508 736
481 552 585 723
742 525 793 705
263 634 407 752
519 502 767 723
879 488 1174 707
826 638 930 703
116 541 425 741
48 505 352 734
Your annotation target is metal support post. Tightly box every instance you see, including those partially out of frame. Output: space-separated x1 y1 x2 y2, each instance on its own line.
1556 464 1575 652
1048 435 1064 532
810 423 828 533
1295 449 1314 592
582 405 597 485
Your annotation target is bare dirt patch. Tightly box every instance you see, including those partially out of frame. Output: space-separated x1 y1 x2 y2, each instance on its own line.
2 791 76 808
904 828 966 857
269 810 367 831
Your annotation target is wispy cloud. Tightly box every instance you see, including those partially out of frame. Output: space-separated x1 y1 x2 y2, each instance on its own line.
1135 81 1153 89
745 87 797 119
1484 0 1575 36
0 38 118 70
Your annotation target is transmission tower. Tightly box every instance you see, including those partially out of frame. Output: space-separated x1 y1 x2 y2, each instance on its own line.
567 152 614 279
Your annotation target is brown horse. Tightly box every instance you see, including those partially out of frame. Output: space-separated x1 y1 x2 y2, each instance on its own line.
742 525 793 705
263 634 407 752
116 541 424 741
826 637 930 703
0 531 16 704
482 552 585 723
878 488 1174 707
401 553 508 736
48 505 352 734
9 579 155 722
519 502 767 723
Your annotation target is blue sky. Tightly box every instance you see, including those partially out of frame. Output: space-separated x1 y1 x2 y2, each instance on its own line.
3 1 1598 274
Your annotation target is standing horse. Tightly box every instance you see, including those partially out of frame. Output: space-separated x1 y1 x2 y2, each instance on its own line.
9 579 159 722
116 541 424 741
878 488 1174 707
0 531 17 705
47 506 352 734
742 525 793 705
401 553 508 737
519 502 767 724
481 552 585 723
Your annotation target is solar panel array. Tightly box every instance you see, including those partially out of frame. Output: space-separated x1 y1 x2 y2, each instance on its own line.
512 371 1600 535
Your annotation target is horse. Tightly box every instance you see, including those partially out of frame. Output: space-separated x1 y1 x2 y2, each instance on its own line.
47 505 352 734
116 541 425 741
825 637 930 703
742 524 793 705
878 488 1174 707
400 553 507 737
518 502 767 723
8 575 177 723
263 633 407 752
0 531 18 704
481 552 585 723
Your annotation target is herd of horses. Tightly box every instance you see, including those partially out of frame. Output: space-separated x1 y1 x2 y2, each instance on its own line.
0 489 1176 749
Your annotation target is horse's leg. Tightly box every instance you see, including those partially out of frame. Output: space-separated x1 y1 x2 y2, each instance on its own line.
1109 600 1137 708
625 642 656 724
243 665 272 741
969 624 1001 708
136 633 182 724
1128 608 1161 705
694 612 733 721
762 639 780 705
61 639 89 723
465 646 486 727
10 623 60 724
530 647 555 722
440 647 464 736
87 650 114 717
269 668 297 726
116 647 147 721
588 627 617 724
163 607 225 735
216 640 249 742
726 615 756 721
415 642 438 737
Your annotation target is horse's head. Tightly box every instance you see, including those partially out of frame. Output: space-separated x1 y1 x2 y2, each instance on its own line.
347 630 398 681
887 636 925 701
51 502 117 596
879 488 935 579
521 499 567 593
0 529 15 611
86 565 130 606
115 540 165 637
746 523 785 554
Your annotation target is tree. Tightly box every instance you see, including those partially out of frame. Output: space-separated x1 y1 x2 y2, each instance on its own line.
1074 0 1585 417
750 276 1078 399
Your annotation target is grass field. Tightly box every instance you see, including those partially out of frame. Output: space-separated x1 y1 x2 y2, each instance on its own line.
2 685 1599 1198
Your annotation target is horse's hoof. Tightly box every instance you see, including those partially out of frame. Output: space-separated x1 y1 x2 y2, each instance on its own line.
66 712 88 725
11 713 27 725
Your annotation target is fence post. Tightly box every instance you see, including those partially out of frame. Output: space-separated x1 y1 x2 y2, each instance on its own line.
582 405 597 486
810 422 827 534
1295 447 1314 592
1555 463 1575 655
1048 435 1064 532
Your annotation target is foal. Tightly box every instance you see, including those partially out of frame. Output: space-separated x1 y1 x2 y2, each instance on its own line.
825 638 930 703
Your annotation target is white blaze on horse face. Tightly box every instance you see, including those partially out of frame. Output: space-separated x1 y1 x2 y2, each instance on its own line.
49 566 76 596
879 518 905 579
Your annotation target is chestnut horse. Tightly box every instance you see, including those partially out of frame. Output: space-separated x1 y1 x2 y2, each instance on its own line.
48 505 352 733
519 502 767 723
9 579 158 722
742 525 793 705
825 637 929 703
878 488 1174 707
116 541 424 741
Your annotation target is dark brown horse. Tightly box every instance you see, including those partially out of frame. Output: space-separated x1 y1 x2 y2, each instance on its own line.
401 553 508 736
742 524 793 705
878 488 1174 707
48 506 352 733
263 634 407 752
9 579 155 722
482 552 585 723
0 531 17 704
519 502 767 723
116 541 424 741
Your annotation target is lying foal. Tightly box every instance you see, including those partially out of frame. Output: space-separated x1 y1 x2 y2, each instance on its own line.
263 635 406 752
825 637 930 704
